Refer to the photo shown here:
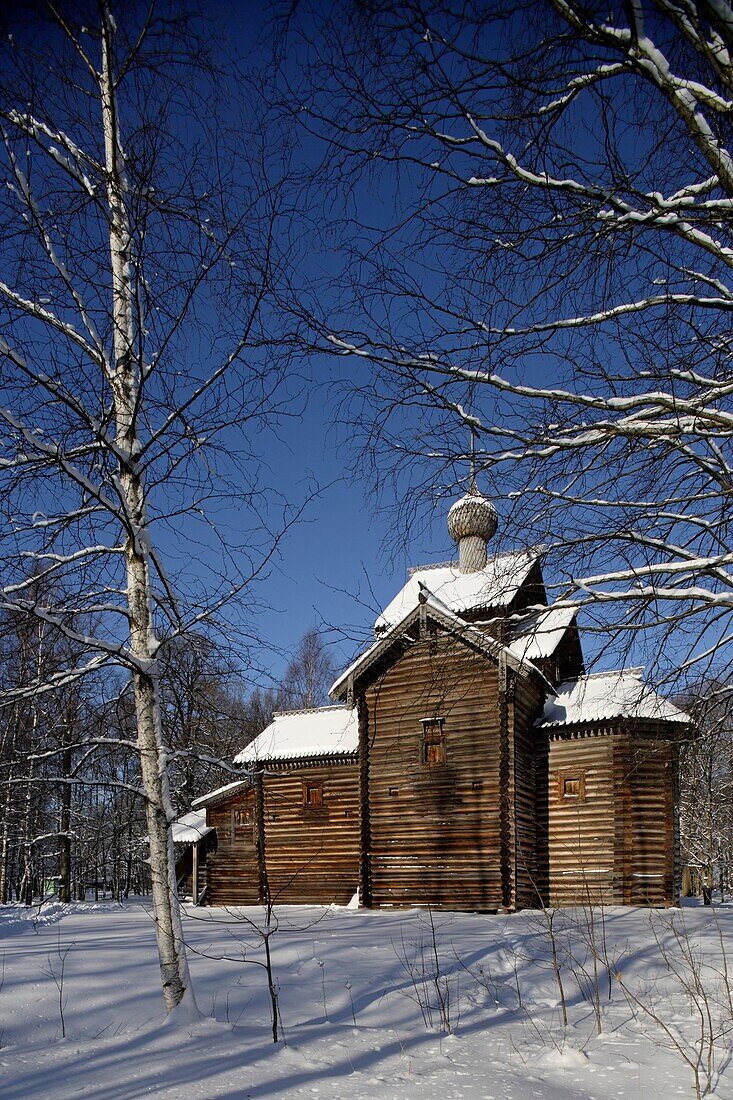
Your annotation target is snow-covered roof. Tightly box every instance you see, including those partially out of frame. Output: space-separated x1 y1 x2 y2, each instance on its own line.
375 548 541 633
170 809 213 844
234 706 359 765
192 779 249 808
331 585 543 702
508 606 577 663
538 669 690 729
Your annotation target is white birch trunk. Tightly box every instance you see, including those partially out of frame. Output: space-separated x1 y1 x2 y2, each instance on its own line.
100 2 194 1015
0 768 11 902
19 623 44 906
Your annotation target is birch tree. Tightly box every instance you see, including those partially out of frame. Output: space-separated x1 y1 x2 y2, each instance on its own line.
0 3 290 1012
679 683 733 896
159 634 257 813
277 627 336 710
284 0 733 688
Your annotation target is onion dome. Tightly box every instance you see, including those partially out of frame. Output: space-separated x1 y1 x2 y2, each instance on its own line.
447 484 498 573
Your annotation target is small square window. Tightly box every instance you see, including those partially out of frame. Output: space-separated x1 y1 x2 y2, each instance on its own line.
231 804 253 839
421 718 446 766
558 770 586 802
303 781 324 808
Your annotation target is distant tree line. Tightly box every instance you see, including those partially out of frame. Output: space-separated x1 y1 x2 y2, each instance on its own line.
0 613 334 906
679 685 733 901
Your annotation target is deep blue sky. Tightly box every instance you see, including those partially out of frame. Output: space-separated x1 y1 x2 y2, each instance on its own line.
255 405 456 669
0 1 633 692
0 0 463 690
1 0 725 703
163 1 616 688
193 1 467 682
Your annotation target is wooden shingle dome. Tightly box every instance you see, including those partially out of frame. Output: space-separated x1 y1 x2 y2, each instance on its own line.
447 484 498 573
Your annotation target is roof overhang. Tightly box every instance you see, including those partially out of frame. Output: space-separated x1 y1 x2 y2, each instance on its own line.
192 779 250 809
536 669 692 731
170 809 213 844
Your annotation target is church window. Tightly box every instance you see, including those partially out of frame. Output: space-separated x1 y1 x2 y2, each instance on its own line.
303 781 324 808
231 804 253 839
421 718 446 766
558 770 586 802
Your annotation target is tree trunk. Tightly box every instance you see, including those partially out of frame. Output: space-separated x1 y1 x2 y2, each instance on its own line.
0 761 14 903
19 752 35 906
58 744 72 903
100 3 193 1014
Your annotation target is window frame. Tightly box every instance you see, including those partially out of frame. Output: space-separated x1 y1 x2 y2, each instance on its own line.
231 802 253 840
420 717 446 767
557 769 587 803
302 780 324 809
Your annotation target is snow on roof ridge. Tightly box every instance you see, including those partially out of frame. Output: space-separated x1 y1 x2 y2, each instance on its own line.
170 808 213 844
538 667 689 729
407 544 543 578
235 706 359 765
417 580 456 617
377 545 545 634
507 604 577 663
408 559 457 575
192 779 249 808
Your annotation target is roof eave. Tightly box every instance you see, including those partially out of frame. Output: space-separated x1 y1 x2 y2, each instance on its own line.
236 751 359 769
191 780 250 809
538 715 692 733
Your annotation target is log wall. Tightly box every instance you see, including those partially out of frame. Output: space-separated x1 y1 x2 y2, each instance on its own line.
206 788 260 906
543 727 679 906
364 633 504 911
619 733 677 906
511 674 546 908
544 733 616 904
204 763 360 907
261 764 360 904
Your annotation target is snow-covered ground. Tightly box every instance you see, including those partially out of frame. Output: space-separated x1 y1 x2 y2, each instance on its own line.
1 898 731 1098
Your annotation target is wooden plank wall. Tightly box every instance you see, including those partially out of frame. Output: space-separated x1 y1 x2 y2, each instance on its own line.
206 788 260 906
623 734 677 906
204 765 360 907
261 765 360 905
543 728 678 906
364 633 504 911
545 734 616 904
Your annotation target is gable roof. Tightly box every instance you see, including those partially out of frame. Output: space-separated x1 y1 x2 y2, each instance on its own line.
538 668 690 729
375 548 542 633
234 706 359 766
331 585 545 702
507 606 577 663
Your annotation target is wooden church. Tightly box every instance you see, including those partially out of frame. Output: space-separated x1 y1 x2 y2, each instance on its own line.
190 484 689 911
